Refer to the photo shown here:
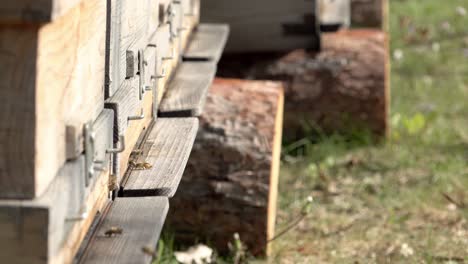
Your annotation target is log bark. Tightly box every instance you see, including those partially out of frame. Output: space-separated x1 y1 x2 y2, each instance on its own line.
166 78 284 256
217 29 389 140
350 0 387 29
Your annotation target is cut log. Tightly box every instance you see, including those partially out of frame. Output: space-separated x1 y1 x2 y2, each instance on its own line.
350 0 388 29
217 29 389 140
166 78 284 256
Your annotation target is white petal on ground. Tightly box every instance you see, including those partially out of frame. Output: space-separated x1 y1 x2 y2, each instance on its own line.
174 244 213 264
456 6 467 16
393 49 404 61
400 243 414 257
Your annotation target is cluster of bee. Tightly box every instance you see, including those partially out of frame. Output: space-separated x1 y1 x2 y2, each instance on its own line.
129 149 153 170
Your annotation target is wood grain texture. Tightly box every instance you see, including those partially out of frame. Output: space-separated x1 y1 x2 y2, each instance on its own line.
153 18 197 103
105 78 141 137
200 0 320 52
109 88 154 183
0 0 83 23
0 109 114 264
109 10 198 183
158 61 216 117
79 197 169 264
117 0 151 90
166 79 284 256
183 23 229 62
0 0 106 199
107 0 159 97
121 118 199 197
0 25 37 197
106 0 121 98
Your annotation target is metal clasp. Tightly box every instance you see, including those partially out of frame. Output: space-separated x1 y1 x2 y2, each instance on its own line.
84 122 106 187
107 135 126 154
128 109 145 121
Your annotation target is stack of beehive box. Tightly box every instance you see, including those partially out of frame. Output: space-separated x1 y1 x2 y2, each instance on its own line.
0 0 228 263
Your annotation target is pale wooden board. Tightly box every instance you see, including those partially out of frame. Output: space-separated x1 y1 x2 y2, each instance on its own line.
116 0 157 92
0 0 83 23
106 0 122 98
153 24 172 60
181 0 192 15
105 78 141 138
78 197 169 264
121 118 199 197
152 17 198 107
108 0 159 97
183 24 229 62
158 61 216 117
319 0 350 28
0 109 114 264
108 88 154 183
266 84 284 256
110 13 198 184
143 45 157 91
0 0 107 199
200 0 320 52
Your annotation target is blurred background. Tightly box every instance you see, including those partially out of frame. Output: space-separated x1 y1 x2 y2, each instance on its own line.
160 0 468 263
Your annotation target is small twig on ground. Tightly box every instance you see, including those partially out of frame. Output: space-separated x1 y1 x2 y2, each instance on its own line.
432 255 465 263
268 196 314 243
441 192 465 208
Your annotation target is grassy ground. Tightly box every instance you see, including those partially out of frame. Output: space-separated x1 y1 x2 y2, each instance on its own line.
270 0 468 263
157 0 468 263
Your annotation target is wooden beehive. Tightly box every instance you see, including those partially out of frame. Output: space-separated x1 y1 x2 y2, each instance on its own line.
200 0 321 52
0 0 229 263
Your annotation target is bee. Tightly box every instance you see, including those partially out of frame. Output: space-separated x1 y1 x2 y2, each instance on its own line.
131 149 144 156
141 246 157 258
129 161 153 170
108 174 119 191
104 226 123 237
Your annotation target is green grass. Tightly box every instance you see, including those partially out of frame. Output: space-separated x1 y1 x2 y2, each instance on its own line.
272 0 468 263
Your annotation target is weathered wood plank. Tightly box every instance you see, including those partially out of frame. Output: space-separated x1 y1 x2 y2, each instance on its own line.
78 197 169 264
200 0 320 52
106 0 121 99
159 61 216 117
183 23 229 62
319 0 350 30
0 0 107 198
109 5 199 184
0 0 83 23
0 109 113 264
107 87 154 184
105 78 141 138
121 118 198 197
152 17 197 104
116 0 152 91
